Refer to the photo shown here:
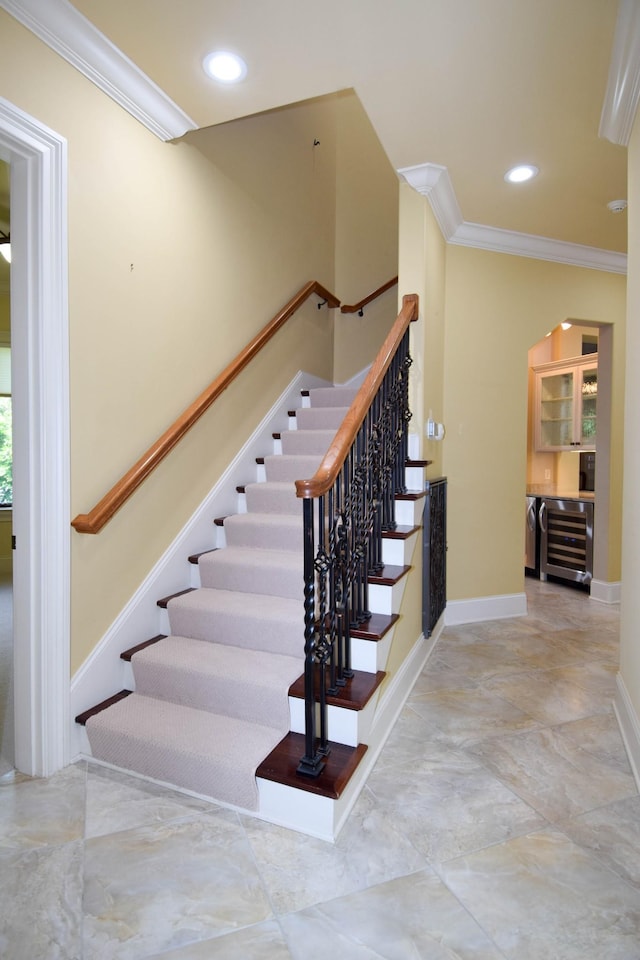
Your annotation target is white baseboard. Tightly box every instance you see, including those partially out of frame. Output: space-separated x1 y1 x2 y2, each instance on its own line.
613 673 640 793
590 579 621 604
340 365 370 390
69 369 332 757
444 592 527 626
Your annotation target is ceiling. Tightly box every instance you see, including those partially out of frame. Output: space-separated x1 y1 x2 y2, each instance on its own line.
1 0 632 262
68 0 629 257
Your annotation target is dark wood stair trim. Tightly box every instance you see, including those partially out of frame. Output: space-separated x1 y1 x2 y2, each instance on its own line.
350 612 399 640
75 689 132 725
396 489 427 501
188 548 218 564
382 524 420 540
368 564 410 586
120 634 167 661
289 669 385 711
157 587 196 608
256 732 367 799
405 459 432 467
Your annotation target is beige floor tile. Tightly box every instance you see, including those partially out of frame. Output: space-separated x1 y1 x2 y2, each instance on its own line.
82 813 272 960
279 869 505 959
440 829 640 959
468 726 637 821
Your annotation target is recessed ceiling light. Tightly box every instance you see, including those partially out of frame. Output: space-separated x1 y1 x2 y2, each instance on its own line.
203 50 247 83
504 164 539 184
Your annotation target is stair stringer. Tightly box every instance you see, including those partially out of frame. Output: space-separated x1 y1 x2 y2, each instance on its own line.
69 369 333 760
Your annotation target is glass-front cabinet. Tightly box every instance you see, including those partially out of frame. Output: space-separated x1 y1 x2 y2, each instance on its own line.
534 355 597 452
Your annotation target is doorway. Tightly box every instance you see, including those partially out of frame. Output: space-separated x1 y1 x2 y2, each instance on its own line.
0 96 70 777
0 158 12 774
526 319 615 598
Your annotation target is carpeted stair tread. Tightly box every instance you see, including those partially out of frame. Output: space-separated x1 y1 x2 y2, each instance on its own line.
243 480 299 515
294 406 350 430
263 453 323 482
167 588 303 658
222 512 304 551
198 545 302 599
85 692 284 810
308 386 359 408
280 429 338 455
130 635 302 728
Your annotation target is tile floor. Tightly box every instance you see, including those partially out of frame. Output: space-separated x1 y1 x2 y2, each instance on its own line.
1 579 639 959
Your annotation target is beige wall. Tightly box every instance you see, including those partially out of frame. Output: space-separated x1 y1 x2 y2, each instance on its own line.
442 246 625 601
620 114 640 722
398 185 447 477
0 14 400 674
333 92 399 384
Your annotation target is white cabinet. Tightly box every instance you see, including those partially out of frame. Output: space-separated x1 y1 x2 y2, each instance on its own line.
533 354 597 452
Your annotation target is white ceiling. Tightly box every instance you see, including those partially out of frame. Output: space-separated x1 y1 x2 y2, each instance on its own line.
1 0 635 267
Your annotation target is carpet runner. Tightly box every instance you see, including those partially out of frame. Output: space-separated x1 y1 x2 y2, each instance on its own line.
85 386 357 810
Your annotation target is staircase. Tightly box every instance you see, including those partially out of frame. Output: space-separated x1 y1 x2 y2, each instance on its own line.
76 384 429 839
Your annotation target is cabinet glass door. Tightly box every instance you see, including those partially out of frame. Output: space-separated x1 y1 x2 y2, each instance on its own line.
539 371 574 448
579 367 597 446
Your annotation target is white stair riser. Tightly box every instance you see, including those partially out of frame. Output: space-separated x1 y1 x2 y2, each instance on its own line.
394 497 426 527
289 691 382 747
405 466 424 489
382 531 419 567
351 628 394 673
368 577 409 617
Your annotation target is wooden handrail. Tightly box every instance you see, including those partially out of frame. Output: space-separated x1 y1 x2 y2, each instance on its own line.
72 280 341 534
340 276 398 314
296 293 419 500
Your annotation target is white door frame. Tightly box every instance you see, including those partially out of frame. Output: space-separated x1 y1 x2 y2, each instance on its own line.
0 97 69 776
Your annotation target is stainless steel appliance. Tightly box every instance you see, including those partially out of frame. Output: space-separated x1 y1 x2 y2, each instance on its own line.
539 497 593 585
525 495 539 576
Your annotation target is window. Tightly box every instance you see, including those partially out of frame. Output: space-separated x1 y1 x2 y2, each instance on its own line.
0 345 11 507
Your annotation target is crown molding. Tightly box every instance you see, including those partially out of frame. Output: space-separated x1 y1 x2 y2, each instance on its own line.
398 161 627 275
0 0 197 141
397 162 462 238
599 0 640 146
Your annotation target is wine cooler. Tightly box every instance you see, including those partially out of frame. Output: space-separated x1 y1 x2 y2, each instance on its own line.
539 497 593 585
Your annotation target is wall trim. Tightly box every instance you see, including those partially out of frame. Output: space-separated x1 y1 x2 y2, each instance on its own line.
614 673 640 794
397 162 627 275
0 0 197 141
70 369 332 759
599 0 640 146
0 96 70 776
590 578 621 604
444 592 527 626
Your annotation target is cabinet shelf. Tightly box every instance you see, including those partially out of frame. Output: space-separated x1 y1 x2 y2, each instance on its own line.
534 354 597 452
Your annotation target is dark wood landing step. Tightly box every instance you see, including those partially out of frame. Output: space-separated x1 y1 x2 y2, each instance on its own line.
256 732 367 799
289 669 385 711
75 690 132 726
406 459 432 468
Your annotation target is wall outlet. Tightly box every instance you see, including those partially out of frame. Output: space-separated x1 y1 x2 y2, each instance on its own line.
544 469 551 480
